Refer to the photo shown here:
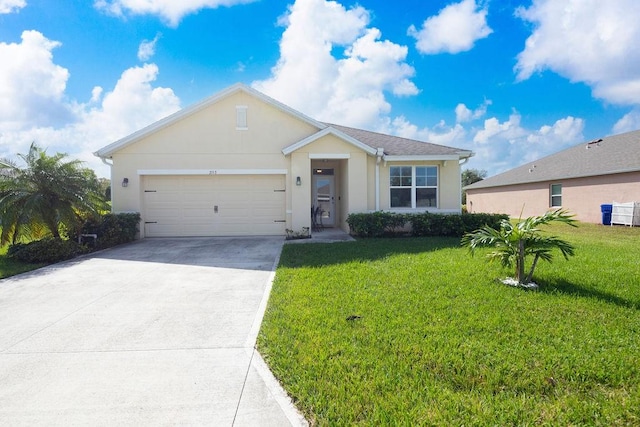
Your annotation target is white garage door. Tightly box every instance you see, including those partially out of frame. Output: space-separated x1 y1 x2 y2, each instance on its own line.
143 175 286 237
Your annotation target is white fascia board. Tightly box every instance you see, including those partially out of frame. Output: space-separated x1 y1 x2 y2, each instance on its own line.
383 155 460 162
138 169 288 176
309 153 351 159
95 83 326 158
282 127 377 156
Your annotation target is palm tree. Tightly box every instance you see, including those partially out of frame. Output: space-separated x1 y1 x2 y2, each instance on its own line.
461 209 577 286
0 143 107 245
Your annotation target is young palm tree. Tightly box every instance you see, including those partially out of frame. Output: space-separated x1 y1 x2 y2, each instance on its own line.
0 143 107 245
461 209 577 286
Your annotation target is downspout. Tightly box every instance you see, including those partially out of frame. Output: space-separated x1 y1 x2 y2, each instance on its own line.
459 155 471 213
375 148 384 211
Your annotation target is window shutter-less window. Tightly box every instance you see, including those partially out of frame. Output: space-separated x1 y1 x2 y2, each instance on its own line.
550 184 562 207
236 106 248 130
390 165 438 209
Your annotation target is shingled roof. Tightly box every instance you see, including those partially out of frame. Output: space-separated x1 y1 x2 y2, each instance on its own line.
327 123 473 157
466 129 640 190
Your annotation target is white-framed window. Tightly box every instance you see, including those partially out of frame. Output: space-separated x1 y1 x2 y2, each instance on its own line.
390 165 438 208
236 106 248 130
550 183 562 207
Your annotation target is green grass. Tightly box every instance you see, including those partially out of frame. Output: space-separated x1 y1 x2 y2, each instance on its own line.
258 223 640 425
0 245 46 279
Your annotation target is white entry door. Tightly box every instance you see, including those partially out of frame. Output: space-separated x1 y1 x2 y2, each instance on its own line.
313 175 335 226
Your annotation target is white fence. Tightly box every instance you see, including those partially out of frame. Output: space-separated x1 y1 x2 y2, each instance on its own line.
611 202 640 227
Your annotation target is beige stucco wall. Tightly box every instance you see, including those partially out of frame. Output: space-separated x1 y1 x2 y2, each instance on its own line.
466 171 640 223
110 91 318 219
290 151 311 231
378 160 462 212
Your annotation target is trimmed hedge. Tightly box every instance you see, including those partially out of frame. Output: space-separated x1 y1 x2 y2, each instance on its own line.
8 212 141 265
347 212 509 238
8 238 87 263
345 211 408 237
77 212 141 249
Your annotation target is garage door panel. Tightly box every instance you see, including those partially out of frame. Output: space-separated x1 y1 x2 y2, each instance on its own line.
143 175 285 237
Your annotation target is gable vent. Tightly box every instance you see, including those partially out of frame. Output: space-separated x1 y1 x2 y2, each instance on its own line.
236 106 248 130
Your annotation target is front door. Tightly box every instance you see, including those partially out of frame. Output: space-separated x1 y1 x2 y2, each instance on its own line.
313 174 335 227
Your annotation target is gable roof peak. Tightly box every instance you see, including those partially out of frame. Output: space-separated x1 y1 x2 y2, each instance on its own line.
95 82 326 158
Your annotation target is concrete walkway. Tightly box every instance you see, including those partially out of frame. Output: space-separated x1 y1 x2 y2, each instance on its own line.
0 237 307 426
286 227 355 244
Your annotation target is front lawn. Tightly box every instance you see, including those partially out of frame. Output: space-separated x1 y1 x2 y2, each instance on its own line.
258 223 640 425
0 245 45 279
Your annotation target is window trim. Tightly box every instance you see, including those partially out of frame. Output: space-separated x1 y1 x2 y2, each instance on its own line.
550 183 562 207
389 165 439 209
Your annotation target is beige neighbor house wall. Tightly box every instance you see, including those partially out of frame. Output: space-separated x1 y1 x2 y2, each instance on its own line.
378 160 463 212
110 91 319 227
466 171 640 223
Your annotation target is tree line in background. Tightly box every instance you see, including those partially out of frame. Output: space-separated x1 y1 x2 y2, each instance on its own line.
461 168 487 205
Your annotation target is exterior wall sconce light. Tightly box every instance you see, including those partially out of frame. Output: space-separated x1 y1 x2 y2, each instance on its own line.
296 176 301 186
122 178 129 187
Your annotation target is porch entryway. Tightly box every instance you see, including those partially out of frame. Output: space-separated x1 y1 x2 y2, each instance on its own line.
310 159 346 231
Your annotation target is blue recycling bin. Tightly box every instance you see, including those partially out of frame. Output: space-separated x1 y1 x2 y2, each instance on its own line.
601 204 612 225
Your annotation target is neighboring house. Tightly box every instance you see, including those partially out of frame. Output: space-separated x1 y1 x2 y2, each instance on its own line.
95 83 473 238
465 129 640 223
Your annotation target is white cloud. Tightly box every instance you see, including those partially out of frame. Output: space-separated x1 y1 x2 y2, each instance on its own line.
473 113 527 145
529 116 584 141
382 116 467 148
94 0 256 26
470 112 584 174
408 0 492 54
90 86 103 103
79 64 180 144
515 0 640 106
0 0 25 14
0 42 181 177
613 109 640 134
0 31 72 130
253 0 417 130
137 33 161 61
455 99 491 123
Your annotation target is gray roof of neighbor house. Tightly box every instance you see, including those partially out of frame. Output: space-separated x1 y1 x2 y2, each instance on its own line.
327 123 473 157
465 129 640 190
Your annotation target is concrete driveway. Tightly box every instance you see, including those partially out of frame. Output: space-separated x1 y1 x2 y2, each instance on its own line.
0 237 307 426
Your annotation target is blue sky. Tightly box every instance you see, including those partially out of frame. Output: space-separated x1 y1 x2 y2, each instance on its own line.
1 0 639 178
